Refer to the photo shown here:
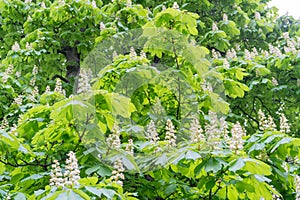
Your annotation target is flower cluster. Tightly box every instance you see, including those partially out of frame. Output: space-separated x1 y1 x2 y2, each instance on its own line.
0 117 9 131
126 0 132 8
255 12 261 20
2 64 14 83
111 158 125 186
258 109 276 131
212 22 218 31
106 124 121 149
164 119 176 147
91 0 97 8
295 175 300 200
77 69 92 94
50 160 64 187
205 111 222 148
229 122 245 152
129 47 137 59
223 59 230 69
146 120 160 144
190 117 205 143
125 139 134 156
13 95 23 106
54 78 66 96
50 152 80 188
212 49 221 59
226 48 237 59
172 2 179 10
100 22 106 31
223 13 228 21
269 44 282 57
279 112 290 133
11 42 20 52
64 151 80 186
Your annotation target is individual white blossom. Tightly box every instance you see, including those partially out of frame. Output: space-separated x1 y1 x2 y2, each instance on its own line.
162 5 166 11
100 22 106 31
27 15 32 21
146 120 159 144
126 0 132 8
111 158 125 186
41 1 46 9
129 47 137 58
164 119 176 147
91 0 97 8
272 77 278 86
12 42 20 52
223 59 230 69
223 13 228 21
172 2 179 10
220 117 230 143
255 12 261 20
106 124 121 149
125 139 134 156
25 0 31 3
190 117 205 143
77 69 92 94
212 22 218 31
50 160 64 187
266 115 277 131
64 151 80 186
279 112 290 133
229 122 245 152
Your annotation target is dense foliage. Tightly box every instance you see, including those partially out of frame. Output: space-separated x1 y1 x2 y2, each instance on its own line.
0 0 299 199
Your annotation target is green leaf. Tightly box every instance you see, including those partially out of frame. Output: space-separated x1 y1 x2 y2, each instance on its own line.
229 158 245 172
85 186 115 199
205 158 222 173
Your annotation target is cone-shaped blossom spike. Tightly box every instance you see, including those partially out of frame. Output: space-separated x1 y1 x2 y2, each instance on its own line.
164 119 176 147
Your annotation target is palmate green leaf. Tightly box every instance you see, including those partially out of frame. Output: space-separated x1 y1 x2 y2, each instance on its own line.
51 98 95 122
270 137 292 153
91 90 136 118
242 158 272 175
229 158 245 172
0 130 20 151
85 186 116 199
204 158 223 173
78 177 98 186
